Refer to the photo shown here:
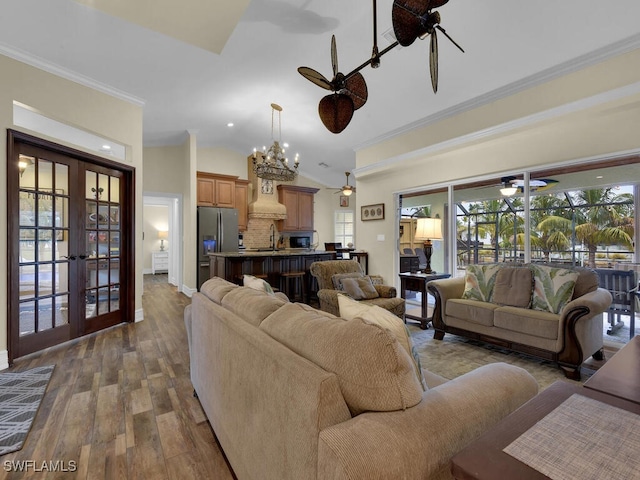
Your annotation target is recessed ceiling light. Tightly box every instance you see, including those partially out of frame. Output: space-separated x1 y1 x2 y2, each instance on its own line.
101 144 111 150
283 142 289 148
227 122 234 127
596 175 603 179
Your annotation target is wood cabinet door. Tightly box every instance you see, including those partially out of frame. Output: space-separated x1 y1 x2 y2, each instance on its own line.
297 192 314 231
214 179 235 208
235 182 249 231
281 189 300 231
197 178 215 206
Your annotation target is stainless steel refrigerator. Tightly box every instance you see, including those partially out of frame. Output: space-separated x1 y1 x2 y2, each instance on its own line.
197 207 238 289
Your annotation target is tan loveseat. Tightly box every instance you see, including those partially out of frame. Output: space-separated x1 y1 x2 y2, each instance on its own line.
309 260 405 318
427 263 612 380
184 276 538 480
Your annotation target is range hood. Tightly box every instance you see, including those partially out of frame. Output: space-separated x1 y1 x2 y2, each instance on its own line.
247 156 287 220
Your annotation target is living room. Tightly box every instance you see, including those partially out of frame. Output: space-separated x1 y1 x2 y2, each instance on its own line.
1 1 640 478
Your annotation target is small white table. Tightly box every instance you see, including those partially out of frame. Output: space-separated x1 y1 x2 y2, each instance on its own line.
151 251 169 274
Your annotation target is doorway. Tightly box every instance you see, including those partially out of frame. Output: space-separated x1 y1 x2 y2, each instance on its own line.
7 130 135 362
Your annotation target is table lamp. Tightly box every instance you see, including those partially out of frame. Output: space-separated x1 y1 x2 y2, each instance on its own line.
158 230 168 251
415 217 443 274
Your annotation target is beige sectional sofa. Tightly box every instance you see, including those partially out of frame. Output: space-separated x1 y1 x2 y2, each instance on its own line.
184 276 538 480
427 263 612 380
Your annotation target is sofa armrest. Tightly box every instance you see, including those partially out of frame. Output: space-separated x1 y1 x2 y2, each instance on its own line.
373 284 396 298
317 363 538 480
317 289 341 316
427 276 465 331
558 287 612 369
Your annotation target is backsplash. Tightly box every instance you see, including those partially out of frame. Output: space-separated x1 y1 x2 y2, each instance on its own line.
243 218 282 249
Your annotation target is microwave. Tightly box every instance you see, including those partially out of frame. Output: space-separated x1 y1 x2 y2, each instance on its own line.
290 236 310 248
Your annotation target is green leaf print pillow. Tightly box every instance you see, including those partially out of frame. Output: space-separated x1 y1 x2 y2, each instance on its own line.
529 264 579 314
461 264 503 302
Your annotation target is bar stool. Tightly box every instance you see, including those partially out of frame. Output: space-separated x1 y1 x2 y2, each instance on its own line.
280 271 306 302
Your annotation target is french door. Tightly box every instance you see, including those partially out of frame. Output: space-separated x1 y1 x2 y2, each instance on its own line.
7 131 134 361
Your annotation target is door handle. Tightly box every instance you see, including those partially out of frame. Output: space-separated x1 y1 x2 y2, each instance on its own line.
63 255 77 260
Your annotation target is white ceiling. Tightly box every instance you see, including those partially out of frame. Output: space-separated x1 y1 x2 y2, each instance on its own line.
1 0 640 188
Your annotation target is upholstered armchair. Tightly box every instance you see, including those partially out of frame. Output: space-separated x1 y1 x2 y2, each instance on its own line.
309 260 405 318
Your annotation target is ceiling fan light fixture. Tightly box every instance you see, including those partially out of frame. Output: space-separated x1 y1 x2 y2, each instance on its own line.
500 186 518 196
342 187 353 196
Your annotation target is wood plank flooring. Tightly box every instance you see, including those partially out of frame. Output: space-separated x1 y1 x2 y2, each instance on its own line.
0 275 234 480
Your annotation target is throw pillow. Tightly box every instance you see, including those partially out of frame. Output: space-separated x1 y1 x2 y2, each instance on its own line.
331 272 364 290
493 267 533 308
338 294 427 391
461 264 503 302
529 264 579 314
340 276 379 300
261 302 423 415
243 274 274 295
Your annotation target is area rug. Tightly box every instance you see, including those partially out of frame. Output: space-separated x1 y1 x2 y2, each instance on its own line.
408 325 620 390
0 365 55 456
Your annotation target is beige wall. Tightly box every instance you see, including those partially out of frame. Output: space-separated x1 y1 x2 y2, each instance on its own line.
142 206 169 270
354 48 640 284
1 54 143 365
197 146 247 178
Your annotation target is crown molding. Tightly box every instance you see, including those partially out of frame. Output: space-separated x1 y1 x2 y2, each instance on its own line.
354 32 640 152
0 43 145 107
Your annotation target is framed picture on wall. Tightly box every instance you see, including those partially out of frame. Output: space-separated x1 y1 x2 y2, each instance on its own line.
361 203 384 221
339 195 349 207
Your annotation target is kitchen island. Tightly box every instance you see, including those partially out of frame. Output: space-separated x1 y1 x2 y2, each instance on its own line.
208 250 336 303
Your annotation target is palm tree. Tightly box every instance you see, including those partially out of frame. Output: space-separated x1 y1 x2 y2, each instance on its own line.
530 194 573 262
573 188 634 267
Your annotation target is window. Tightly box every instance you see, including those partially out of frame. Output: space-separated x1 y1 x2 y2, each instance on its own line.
334 210 354 247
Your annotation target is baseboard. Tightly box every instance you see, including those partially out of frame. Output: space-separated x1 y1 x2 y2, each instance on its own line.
135 308 144 323
182 285 196 298
0 350 9 371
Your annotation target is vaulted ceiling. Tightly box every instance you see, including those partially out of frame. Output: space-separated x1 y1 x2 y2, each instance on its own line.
1 0 640 188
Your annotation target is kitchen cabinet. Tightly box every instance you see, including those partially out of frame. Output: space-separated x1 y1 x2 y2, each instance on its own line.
196 172 236 208
235 180 249 231
277 185 319 232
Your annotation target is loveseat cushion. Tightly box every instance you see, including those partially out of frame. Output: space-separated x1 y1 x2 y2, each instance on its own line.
331 272 364 290
200 277 238 304
530 264 579 314
493 266 533 308
493 306 559 340
461 264 503 302
446 299 498 327
260 303 424 415
221 287 288 327
337 294 426 390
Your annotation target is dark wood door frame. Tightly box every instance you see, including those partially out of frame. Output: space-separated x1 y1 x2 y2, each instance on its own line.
6 129 136 364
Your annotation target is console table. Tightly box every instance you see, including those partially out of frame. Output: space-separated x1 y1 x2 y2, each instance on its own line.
399 272 450 329
451 381 640 480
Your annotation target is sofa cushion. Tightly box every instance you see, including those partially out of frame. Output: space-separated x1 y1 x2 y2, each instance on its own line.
260 302 424 415
493 267 533 308
529 264 579 314
461 264 503 302
200 277 238 304
340 276 379 300
337 294 426 390
221 287 288 327
446 299 498 327
494 306 560 340
243 274 275 295
331 272 364 290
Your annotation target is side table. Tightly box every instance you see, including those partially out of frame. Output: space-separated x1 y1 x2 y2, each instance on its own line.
152 250 169 274
399 272 451 329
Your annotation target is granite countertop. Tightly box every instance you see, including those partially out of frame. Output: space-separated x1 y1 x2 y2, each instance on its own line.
208 250 333 258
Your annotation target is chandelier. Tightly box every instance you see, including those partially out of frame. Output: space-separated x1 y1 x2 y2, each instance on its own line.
252 103 299 182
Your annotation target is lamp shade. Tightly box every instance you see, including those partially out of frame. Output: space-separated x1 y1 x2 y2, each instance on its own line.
415 217 443 240
158 230 169 240
500 186 518 196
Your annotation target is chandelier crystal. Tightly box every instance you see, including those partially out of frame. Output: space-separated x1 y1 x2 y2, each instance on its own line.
252 103 299 182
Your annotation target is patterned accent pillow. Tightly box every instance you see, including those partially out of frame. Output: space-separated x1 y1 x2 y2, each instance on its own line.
529 264 579 314
243 274 274 295
331 272 364 290
461 264 503 302
337 294 427 391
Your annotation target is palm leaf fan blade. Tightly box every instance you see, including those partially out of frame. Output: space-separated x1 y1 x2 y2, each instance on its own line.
344 73 368 110
319 94 354 134
430 31 438 93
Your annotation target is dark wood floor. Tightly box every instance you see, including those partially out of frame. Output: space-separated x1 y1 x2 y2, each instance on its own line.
1 275 234 480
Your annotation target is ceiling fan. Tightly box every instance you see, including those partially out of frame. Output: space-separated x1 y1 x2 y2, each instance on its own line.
392 0 465 93
330 172 356 196
496 177 559 196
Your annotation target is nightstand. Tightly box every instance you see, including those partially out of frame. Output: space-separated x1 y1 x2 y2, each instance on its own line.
151 251 169 274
